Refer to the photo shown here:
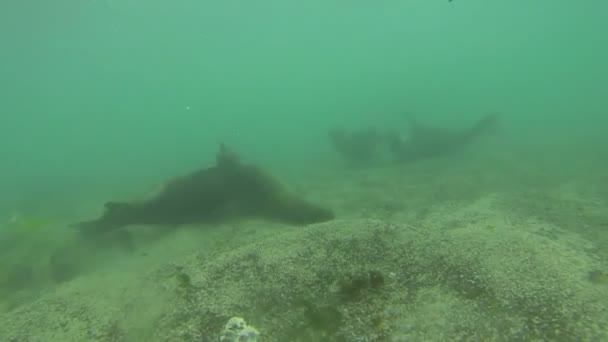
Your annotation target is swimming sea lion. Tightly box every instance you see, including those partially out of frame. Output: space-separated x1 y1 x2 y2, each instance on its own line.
329 127 385 165
72 144 334 234
388 114 498 163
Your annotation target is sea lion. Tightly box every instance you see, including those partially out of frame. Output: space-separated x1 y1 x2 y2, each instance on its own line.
388 114 498 163
72 144 334 234
329 127 385 165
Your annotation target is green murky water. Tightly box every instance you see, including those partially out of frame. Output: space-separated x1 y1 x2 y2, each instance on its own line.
1 1 607 340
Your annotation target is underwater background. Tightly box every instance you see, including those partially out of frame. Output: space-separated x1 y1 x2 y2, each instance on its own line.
1 0 608 341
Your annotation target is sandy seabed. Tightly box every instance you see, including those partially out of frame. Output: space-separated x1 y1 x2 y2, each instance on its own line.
1 153 607 342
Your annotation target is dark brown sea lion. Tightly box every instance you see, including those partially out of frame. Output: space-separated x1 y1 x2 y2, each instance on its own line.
72 144 334 234
329 127 385 166
388 114 498 163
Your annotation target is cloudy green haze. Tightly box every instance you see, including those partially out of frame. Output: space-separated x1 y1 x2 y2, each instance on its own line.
1 0 606 212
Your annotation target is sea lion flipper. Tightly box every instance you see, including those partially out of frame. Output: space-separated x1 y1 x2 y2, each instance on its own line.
216 143 240 169
461 114 499 141
70 218 108 232
70 201 130 233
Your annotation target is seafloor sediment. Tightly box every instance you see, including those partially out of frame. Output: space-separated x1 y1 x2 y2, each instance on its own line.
1 158 607 341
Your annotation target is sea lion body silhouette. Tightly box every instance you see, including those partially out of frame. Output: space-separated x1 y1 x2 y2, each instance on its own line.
328 127 385 165
73 145 334 233
388 114 498 163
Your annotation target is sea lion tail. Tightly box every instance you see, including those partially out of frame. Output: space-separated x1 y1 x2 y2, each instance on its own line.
471 113 499 135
